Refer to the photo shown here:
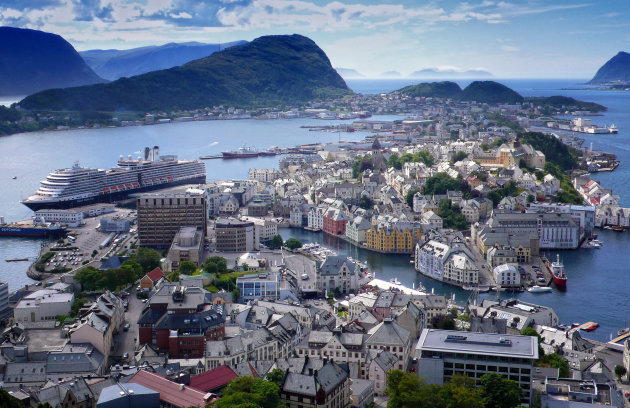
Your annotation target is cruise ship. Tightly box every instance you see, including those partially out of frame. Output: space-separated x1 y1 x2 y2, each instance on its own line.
21 146 206 211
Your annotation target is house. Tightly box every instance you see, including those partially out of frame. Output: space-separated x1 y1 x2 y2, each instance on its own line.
493 264 520 287
96 382 160 408
140 267 165 290
367 350 398 395
190 365 238 393
128 369 215 408
280 360 351 408
317 256 359 295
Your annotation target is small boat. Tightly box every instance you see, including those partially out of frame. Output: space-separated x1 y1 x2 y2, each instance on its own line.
528 285 552 293
12 176 17 179
618 328 630 336
582 322 600 332
611 225 627 232
389 277 401 285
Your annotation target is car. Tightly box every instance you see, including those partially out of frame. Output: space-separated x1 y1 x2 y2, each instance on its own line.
142 299 147 303
123 352 129 359
123 323 130 331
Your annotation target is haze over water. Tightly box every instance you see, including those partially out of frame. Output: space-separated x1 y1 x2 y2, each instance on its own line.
1 79 629 340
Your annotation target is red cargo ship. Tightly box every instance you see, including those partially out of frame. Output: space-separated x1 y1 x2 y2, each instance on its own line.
545 254 567 289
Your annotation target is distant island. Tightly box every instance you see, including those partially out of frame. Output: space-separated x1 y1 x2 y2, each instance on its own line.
526 96 606 113
589 51 630 85
398 80 522 104
80 41 247 81
0 26 105 96
409 68 492 78
335 68 365 78
20 34 351 112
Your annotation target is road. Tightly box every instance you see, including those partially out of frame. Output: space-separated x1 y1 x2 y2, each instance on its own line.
111 288 144 361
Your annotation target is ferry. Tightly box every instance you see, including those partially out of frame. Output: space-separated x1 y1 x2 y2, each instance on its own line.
21 146 206 211
545 254 567 289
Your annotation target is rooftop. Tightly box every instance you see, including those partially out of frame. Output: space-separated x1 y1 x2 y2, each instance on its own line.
416 329 538 359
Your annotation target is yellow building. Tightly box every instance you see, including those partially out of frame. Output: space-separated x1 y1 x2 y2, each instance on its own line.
365 224 423 253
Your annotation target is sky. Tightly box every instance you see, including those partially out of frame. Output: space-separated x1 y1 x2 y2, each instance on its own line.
1 0 629 78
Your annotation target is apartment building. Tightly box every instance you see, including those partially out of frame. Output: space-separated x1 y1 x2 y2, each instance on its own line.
215 218 255 252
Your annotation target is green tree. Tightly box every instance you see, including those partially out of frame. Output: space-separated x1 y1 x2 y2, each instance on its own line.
284 238 303 250
232 287 240 302
179 260 197 275
479 373 521 408
269 235 284 249
405 189 418 209
216 376 282 408
358 196 374 209
452 151 468 163
70 296 87 317
538 353 569 378
266 368 286 389
166 271 180 282
204 262 218 274
75 266 102 291
387 153 402 170
614 364 627 380
424 173 461 195
132 247 161 273
0 388 24 408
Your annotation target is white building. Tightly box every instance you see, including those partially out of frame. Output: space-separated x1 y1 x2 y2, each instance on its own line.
443 252 479 285
35 209 84 227
415 240 449 281
345 215 372 245
240 216 278 249
318 255 359 295
14 289 74 322
248 168 280 182
493 264 520 287
307 206 326 231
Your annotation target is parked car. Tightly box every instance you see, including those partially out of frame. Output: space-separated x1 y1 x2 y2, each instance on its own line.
123 322 130 331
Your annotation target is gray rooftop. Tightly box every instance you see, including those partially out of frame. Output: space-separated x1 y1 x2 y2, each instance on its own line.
416 329 539 359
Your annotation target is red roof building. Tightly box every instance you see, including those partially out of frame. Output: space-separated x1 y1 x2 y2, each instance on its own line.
140 267 165 289
128 369 215 408
190 365 238 393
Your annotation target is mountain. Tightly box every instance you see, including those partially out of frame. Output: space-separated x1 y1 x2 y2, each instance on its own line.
398 81 462 98
80 41 247 81
0 26 105 96
335 67 364 78
378 71 401 78
459 81 523 104
410 68 492 78
589 51 630 84
20 34 350 112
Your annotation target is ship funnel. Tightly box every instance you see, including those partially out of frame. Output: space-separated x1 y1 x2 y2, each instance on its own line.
128 155 132 160
144 147 151 160
119 155 124 161
153 145 160 161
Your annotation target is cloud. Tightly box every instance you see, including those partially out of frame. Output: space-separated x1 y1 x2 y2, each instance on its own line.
72 0 115 21
0 0 63 11
500 44 519 52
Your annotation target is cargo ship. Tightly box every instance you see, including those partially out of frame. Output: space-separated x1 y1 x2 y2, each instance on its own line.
545 254 567 289
221 146 259 159
21 146 206 211
0 220 66 238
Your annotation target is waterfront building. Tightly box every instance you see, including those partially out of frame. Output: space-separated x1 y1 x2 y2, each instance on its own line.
247 200 269 216
528 203 596 240
214 217 255 252
307 206 326 231
345 215 372 245
167 226 203 268
415 234 478 285
469 299 559 335
416 329 538 404
493 264 520 287
240 216 278 249
137 190 207 249
317 255 359 295
35 209 84 227
323 208 349 236
365 220 423 254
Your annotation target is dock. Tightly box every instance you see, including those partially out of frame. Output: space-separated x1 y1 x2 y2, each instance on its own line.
199 155 223 160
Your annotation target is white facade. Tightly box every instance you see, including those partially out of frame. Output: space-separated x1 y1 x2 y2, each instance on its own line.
443 252 479 285
248 168 280 182
493 264 520 287
308 207 325 230
14 290 74 322
35 209 84 227
415 240 449 281
240 216 278 249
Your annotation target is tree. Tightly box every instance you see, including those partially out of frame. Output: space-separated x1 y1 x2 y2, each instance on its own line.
269 235 284 249
387 153 402 170
405 189 418 209
537 353 569 378
615 364 627 381
204 262 218 274
132 247 161 273
179 261 197 275
266 368 286 389
424 173 461 195
204 256 227 274
216 376 282 408
232 287 240 302
75 266 102 291
0 388 24 408
479 373 521 408
166 271 180 282
452 151 468 163
284 238 303 250
358 196 374 209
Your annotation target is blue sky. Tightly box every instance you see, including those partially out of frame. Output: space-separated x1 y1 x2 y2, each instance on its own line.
1 0 628 77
